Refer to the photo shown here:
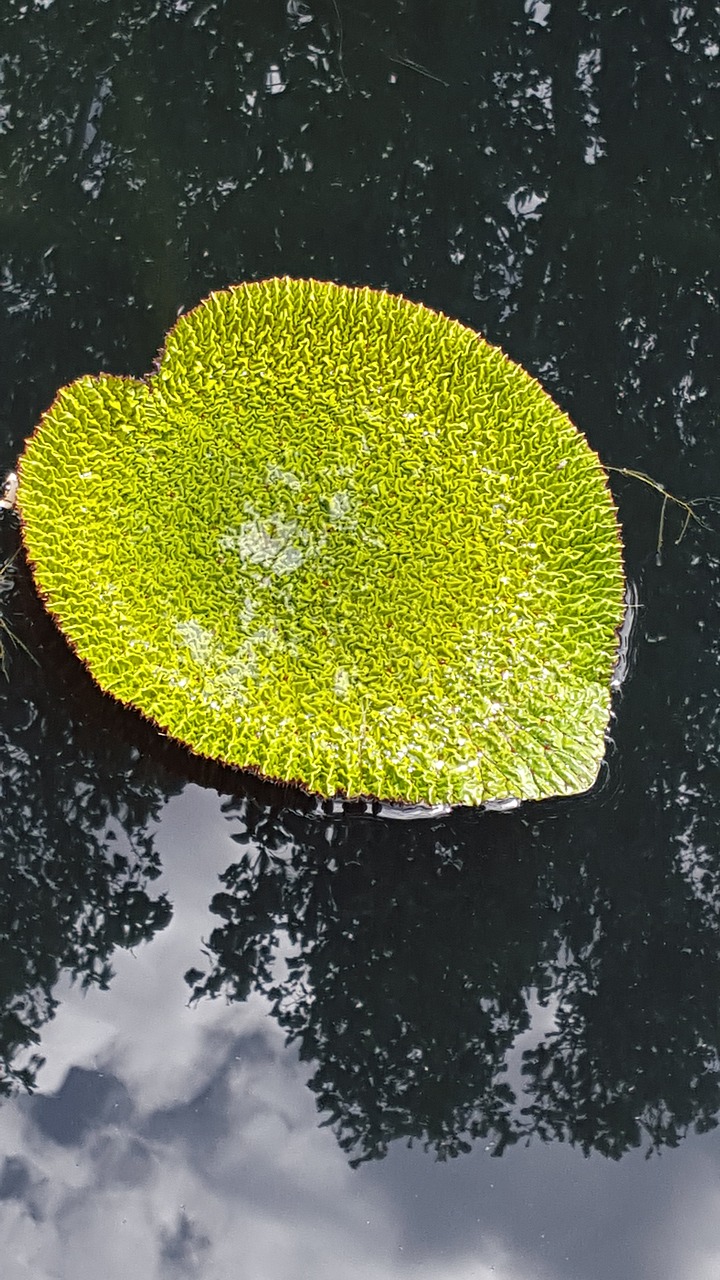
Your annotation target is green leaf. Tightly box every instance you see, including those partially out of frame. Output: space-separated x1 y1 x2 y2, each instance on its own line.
18 278 625 807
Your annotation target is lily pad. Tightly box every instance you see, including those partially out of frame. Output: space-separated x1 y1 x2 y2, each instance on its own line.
18 278 625 807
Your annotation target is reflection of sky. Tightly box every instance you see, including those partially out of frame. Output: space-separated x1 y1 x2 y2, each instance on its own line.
0 788 718 1279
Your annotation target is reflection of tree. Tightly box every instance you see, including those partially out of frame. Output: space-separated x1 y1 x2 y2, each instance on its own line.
521 873 720 1159
187 804 548 1162
0 526 175 1094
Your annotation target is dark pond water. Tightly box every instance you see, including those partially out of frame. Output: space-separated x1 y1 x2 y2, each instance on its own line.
2 1 720 1276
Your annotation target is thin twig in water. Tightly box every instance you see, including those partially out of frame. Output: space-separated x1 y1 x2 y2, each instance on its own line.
607 465 714 564
0 552 39 676
388 55 449 87
0 619 33 675
331 0 351 93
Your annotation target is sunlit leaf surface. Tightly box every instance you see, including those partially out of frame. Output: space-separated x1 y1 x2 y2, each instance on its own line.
18 278 624 805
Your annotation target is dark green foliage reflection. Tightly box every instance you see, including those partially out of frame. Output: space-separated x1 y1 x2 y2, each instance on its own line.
188 805 540 1163
187 745 720 1165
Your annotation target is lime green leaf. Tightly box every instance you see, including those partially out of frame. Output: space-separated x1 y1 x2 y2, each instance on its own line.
18 278 625 807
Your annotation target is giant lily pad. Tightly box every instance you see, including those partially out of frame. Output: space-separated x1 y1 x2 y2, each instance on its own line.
18 278 625 807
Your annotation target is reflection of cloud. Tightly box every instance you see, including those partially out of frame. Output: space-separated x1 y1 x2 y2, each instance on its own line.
0 789 556 1280
654 1170 720 1280
1 788 720 1280
55 787 255 1116
0 1016 521 1280
0 1039 534 1280
506 187 547 221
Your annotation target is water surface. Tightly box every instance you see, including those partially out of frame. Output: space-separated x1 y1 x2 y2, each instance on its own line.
2 2 720 1276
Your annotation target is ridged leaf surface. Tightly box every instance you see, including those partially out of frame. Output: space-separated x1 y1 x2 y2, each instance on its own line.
18 278 625 806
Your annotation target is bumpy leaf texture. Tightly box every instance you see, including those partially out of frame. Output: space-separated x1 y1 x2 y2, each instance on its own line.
18 278 625 807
